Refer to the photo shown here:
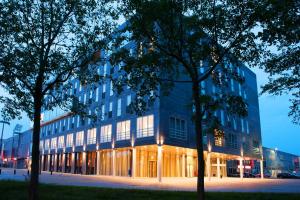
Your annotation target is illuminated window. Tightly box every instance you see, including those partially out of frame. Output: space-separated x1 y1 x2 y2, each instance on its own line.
76 131 84 146
169 117 187 140
58 136 64 148
101 104 105 120
117 98 122 117
51 137 57 149
100 124 112 143
116 120 130 141
66 133 73 147
137 115 154 138
44 139 50 150
87 128 97 145
214 129 224 147
40 140 43 150
109 81 113 96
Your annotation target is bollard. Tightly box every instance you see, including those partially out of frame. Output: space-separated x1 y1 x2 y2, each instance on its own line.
51 170 53 175
27 170 30 175
14 169 16 175
0 168 2 175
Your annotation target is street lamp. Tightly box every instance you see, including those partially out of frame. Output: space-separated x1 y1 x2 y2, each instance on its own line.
0 120 10 165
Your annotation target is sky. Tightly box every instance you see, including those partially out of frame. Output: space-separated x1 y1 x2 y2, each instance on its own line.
0 69 299 155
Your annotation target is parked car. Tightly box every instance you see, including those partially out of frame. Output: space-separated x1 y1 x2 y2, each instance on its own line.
243 173 256 178
277 173 300 179
255 173 271 178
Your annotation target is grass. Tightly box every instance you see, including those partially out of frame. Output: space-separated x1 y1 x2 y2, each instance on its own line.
0 180 299 200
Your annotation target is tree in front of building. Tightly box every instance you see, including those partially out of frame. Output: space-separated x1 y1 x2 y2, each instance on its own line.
0 1 117 199
109 1 293 200
259 0 300 124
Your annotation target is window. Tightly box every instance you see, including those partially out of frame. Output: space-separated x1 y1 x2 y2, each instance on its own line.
77 116 80 128
76 131 84 146
40 140 43 150
220 110 225 126
238 83 242 96
117 98 122 117
83 93 87 104
169 117 187 140
88 110 91 125
241 118 245 133
58 136 64 148
116 120 130 141
104 63 107 75
51 137 57 149
201 81 206 94
66 134 73 147
246 120 249 134
95 87 99 102
126 95 131 113
109 81 113 96
227 134 238 149
100 124 112 143
71 116 75 129
137 115 154 138
214 129 224 147
45 139 50 150
230 79 234 92
102 83 106 98
101 104 105 120
87 128 96 145
108 102 112 118
233 117 237 130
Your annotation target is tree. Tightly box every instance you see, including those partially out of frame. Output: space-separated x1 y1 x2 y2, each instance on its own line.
0 1 117 199
258 0 300 124
110 1 277 200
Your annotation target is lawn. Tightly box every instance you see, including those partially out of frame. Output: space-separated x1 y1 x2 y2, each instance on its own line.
0 180 299 200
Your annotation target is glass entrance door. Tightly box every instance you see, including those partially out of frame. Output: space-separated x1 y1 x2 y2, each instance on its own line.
148 161 157 177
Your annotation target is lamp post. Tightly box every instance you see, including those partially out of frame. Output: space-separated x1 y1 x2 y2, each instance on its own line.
0 120 10 167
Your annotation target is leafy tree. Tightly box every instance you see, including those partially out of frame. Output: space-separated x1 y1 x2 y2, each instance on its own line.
259 0 300 124
109 1 282 200
0 1 117 199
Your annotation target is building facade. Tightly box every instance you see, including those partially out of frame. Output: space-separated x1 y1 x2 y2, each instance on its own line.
262 147 300 177
1 55 265 180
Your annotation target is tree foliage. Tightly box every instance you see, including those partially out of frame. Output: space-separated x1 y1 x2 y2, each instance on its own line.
259 0 300 124
109 1 272 199
0 1 117 199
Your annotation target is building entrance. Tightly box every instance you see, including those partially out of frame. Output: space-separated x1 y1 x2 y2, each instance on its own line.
148 161 157 177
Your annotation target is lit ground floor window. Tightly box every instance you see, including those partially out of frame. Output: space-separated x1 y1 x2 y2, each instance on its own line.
39 145 252 179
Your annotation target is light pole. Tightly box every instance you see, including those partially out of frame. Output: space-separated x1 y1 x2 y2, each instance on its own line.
0 120 10 167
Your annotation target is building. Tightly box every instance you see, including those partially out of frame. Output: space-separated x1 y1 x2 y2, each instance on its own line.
1 57 264 181
1 31 267 180
262 147 300 177
1 130 31 169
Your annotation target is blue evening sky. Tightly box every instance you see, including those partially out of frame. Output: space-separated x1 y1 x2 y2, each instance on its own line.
0 68 299 155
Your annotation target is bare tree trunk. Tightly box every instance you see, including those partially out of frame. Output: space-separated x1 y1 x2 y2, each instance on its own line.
29 96 42 200
192 81 205 200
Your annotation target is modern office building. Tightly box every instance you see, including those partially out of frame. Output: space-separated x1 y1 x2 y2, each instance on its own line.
1 52 264 180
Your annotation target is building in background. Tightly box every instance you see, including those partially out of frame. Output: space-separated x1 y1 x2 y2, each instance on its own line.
262 147 300 177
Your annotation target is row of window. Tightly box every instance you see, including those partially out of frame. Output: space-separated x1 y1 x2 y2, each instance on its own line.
40 115 154 150
41 95 132 137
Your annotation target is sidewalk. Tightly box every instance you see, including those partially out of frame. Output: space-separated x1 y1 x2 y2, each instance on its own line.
0 168 299 193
